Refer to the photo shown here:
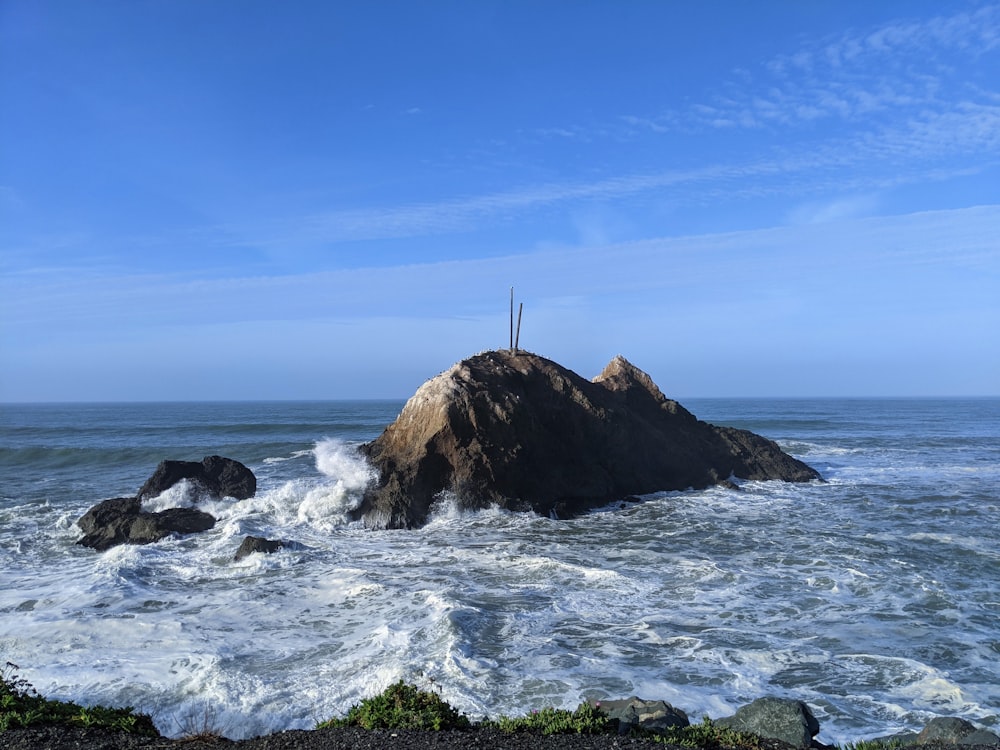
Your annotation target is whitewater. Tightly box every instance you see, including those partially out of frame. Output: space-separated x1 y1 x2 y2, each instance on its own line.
1 398 997 743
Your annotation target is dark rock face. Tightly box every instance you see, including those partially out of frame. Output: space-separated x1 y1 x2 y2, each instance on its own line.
234 536 286 561
77 455 255 551
76 497 216 551
716 697 820 749
357 350 821 529
138 455 256 501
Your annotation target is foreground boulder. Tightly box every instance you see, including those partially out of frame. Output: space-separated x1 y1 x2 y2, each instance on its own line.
356 350 820 529
76 497 216 551
138 455 256 501
716 697 820 748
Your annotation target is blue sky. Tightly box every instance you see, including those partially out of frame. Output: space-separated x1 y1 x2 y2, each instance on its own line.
1 1 998 401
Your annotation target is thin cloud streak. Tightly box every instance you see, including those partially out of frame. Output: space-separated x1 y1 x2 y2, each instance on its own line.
8 204 997 331
226 104 1000 251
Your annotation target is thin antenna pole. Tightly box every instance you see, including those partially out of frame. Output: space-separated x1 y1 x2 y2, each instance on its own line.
510 287 514 350
515 302 523 352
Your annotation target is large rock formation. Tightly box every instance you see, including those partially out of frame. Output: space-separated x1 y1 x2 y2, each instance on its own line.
356 350 820 529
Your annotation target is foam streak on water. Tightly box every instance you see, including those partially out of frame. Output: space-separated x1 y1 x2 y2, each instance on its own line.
0 398 998 742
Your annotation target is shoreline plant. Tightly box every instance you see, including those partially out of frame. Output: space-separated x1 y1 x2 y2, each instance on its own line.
316 679 471 731
483 702 614 735
0 661 158 736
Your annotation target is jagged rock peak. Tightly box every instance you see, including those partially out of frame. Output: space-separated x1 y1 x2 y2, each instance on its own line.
595 352 666 395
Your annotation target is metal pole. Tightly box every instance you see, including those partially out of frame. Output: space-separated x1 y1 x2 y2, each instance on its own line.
515 302 523 352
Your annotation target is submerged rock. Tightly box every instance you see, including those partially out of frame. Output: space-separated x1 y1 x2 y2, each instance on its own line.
234 536 286 561
356 350 821 529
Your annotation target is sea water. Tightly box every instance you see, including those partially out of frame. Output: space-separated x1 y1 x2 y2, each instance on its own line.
0 398 997 742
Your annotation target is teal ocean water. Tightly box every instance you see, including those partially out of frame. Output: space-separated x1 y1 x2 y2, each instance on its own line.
1 398 998 741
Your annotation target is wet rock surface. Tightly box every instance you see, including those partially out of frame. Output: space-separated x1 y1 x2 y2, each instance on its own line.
76 497 216 551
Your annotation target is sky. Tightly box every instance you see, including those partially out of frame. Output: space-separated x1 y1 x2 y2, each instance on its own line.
1 1 998 401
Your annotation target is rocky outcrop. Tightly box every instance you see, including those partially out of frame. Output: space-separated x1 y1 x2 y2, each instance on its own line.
76 496 216 551
356 350 821 529
76 456 256 551
138 455 256 501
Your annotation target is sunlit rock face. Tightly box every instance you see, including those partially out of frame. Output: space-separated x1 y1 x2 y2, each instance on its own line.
356 350 820 529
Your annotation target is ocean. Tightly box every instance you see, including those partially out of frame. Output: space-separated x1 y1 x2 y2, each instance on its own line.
0 397 997 743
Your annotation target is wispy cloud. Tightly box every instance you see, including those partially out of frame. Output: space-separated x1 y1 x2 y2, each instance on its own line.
7 204 997 331
705 3 1000 129
227 103 1000 251
232 5 1000 250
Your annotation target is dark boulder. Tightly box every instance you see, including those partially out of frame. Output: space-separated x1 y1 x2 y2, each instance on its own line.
356 350 821 529
76 496 141 536
138 455 256 501
76 497 216 551
234 536 286 561
716 697 820 749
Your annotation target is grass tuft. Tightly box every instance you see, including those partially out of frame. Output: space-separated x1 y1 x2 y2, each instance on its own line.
838 740 907 750
643 717 765 748
173 701 229 743
484 702 614 735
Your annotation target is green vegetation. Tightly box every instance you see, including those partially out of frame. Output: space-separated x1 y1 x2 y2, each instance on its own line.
317 679 471 731
0 662 159 736
484 702 613 735
837 740 907 750
317 683 769 748
645 717 764 749
0 670 920 749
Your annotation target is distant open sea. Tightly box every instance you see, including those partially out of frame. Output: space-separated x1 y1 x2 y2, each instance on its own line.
1 398 998 742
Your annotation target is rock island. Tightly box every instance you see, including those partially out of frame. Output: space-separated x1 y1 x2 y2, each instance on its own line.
356 350 820 529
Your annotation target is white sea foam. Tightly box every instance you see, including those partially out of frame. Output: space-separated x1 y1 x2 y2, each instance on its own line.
142 479 203 511
2 399 999 743
262 449 313 465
